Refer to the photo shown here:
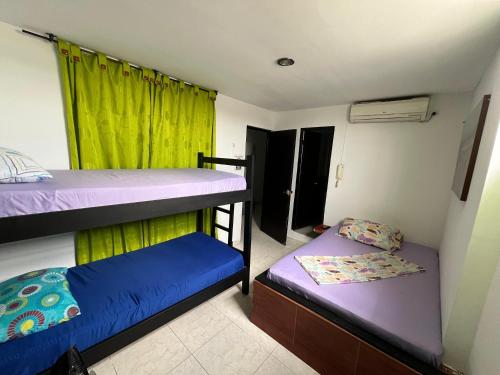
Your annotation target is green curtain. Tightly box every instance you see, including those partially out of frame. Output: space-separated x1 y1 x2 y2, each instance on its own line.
57 41 216 265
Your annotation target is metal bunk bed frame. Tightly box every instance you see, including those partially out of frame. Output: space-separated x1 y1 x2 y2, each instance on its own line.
0 152 253 369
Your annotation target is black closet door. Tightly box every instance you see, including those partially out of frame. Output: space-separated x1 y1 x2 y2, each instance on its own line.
261 130 297 244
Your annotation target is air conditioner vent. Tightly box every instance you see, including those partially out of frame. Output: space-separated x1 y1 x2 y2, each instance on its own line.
349 97 430 123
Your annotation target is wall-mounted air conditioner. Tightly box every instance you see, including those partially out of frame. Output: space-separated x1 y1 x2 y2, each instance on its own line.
349 97 430 123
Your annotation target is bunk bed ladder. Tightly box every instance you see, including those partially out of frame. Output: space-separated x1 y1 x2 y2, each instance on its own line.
197 151 253 295
211 205 235 247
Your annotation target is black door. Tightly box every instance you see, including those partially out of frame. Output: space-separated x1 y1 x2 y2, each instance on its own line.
292 127 334 230
261 130 297 244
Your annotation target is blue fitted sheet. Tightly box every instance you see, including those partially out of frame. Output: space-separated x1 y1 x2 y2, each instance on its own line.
0 232 244 375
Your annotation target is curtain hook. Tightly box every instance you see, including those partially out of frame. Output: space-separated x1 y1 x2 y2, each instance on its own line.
153 69 162 86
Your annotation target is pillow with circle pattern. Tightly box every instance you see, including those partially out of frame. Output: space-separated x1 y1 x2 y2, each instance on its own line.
0 267 81 343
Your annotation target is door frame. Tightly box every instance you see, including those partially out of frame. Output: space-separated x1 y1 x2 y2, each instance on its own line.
291 126 335 231
247 125 272 134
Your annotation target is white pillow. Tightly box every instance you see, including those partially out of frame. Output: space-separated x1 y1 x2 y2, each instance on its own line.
0 147 52 183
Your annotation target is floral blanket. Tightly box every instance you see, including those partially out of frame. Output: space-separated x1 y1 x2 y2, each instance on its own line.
295 251 425 285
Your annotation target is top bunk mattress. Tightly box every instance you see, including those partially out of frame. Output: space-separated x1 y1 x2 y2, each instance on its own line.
0 168 246 217
267 227 442 367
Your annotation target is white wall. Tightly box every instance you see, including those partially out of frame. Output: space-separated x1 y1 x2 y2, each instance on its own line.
0 21 275 281
467 124 500 374
440 49 500 335
439 47 500 371
0 21 75 280
274 94 471 249
468 261 500 375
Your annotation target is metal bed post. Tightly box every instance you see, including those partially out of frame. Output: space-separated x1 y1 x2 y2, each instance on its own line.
242 154 254 295
197 152 253 294
196 152 205 232
227 203 234 247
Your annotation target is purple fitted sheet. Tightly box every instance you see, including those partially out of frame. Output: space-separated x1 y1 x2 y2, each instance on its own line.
0 169 246 217
268 227 442 367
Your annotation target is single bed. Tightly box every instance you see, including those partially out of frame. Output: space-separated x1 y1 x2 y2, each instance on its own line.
0 156 252 245
0 232 244 375
0 168 246 217
251 227 443 375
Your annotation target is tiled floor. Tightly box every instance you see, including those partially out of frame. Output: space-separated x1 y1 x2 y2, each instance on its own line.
89 224 318 375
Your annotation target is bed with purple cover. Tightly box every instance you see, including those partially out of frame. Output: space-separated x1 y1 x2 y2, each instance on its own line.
267 226 443 367
0 168 246 217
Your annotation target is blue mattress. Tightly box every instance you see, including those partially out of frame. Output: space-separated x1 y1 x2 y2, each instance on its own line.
0 232 244 375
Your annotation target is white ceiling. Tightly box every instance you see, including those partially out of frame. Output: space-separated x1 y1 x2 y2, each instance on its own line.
1 0 500 110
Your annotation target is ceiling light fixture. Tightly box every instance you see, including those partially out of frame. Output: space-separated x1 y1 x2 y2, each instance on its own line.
277 57 295 67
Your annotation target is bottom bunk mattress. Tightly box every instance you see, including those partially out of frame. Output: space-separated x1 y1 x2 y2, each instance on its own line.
0 232 244 375
267 227 442 367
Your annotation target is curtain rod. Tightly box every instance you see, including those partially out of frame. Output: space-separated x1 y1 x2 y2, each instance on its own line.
21 28 216 94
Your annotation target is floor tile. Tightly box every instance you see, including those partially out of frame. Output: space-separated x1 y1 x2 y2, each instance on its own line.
210 285 278 353
251 258 277 280
254 355 291 375
169 301 232 352
211 284 252 319
272 345 319 375
89 358 117 375
110 325 190 375
168 356 207 375
194 323 268 375
232 313 278 353
251 241 284 261
285 237 306 251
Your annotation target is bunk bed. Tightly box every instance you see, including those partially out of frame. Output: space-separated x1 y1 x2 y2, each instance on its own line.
0 153 253 374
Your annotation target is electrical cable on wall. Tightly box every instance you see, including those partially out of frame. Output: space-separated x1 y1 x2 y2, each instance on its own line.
335 124 348 188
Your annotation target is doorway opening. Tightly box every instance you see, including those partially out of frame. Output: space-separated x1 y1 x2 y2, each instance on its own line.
245 126 271 227
292 126 334 238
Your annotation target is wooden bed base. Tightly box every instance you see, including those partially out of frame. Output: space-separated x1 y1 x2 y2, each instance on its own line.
251 272 443 375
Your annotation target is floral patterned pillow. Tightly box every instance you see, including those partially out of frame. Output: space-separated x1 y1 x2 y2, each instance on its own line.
0 268 81 343
337 218 403 252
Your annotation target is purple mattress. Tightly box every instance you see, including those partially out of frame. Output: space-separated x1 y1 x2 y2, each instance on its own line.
0 169 246 217
268 227 443 367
